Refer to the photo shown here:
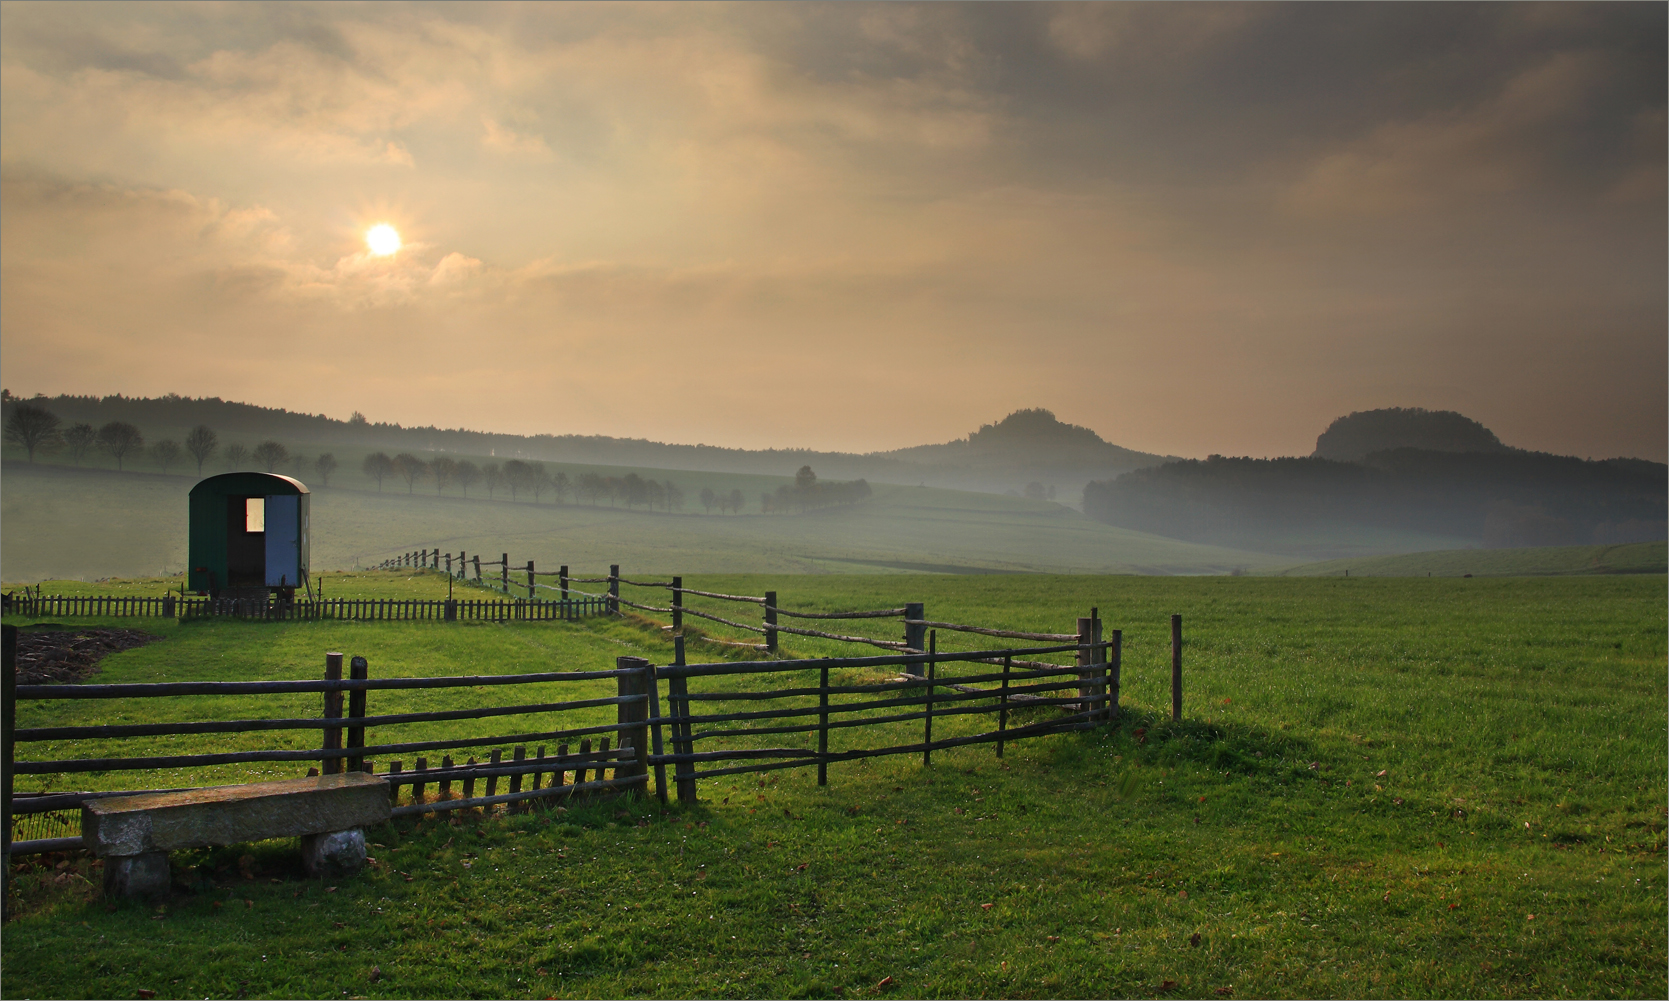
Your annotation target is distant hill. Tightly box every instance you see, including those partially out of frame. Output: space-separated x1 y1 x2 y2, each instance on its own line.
1082 406 1666 557
1313 407 1507 461
0 393 1171 499
878 408 1177 488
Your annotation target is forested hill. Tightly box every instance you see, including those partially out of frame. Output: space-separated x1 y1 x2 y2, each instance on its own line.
0 393 1171 495
1083 448 1668 552
879 408 1176 479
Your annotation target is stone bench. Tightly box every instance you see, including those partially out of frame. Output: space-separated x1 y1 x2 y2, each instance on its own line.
83 772 390 898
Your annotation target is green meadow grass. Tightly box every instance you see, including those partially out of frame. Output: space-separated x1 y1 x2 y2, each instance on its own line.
1272 541 1667 579
2 575 1665 999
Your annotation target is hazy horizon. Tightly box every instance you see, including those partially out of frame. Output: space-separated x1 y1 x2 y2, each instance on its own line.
3 2 1664 462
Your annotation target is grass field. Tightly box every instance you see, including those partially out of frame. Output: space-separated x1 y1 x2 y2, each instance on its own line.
1273 541 1668 578
1 460 1289 582
3 574 1664 999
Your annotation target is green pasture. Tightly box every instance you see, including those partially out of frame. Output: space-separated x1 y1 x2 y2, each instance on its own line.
1 461 1285 583
3 574 1665 998
1272 541 1668 578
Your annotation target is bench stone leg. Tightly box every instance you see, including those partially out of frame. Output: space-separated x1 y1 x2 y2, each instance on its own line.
302 828 367 877
104 852 171 899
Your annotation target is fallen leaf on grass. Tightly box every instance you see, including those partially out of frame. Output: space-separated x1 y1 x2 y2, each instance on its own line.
1527 914 1536 921
981 903 994 910
326 886 338 893
875 976 894 991
796 863 809 872
1046 935 1059 943
1214 988 1234 996
1190 932 1201 947
1448 903 1459 911
1376 770 1387 778
244 900 254 909
369 966 382 982
137 991 156 999
1160 980 1177 991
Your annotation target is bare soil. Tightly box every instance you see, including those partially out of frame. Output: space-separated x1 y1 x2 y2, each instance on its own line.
13 628 161 684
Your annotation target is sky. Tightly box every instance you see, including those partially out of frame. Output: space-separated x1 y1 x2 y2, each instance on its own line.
2 1 1664 461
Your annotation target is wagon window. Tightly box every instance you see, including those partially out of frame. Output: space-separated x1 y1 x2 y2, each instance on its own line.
245 497 265 533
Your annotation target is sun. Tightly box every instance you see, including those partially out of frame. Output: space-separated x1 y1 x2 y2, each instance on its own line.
366 224 402 256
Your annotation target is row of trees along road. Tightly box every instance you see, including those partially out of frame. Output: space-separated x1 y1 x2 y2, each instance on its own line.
2 403 341 482
7 404 871 516
359 453 694 510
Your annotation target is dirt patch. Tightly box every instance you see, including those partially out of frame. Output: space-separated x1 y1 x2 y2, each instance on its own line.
14 628 162 685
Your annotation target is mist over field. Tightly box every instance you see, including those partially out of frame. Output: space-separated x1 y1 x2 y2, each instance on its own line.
3 394 1663 582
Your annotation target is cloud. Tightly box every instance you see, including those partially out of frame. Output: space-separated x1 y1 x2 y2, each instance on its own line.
0 2 1662 461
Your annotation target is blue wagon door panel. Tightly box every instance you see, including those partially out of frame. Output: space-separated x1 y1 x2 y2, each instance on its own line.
264 494 300 586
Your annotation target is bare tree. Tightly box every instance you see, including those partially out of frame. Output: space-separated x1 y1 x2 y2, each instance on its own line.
530 462 553 504
252 440 289 472
666 480 684 512
4 403 61 462
729 487 744 513
455 459 481 497
363 451 393 491
184 424 218 474
315 453 338 486
483 461 503 499
97 421 144 470
152 439 182 474
63 423 97 466
224 442 249 470
503 459 532 501
550 471 571 505
430 455 457 494
392 453 429 494
700 486 716 513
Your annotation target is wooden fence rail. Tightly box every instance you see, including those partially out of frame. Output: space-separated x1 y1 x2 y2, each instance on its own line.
2 613 1139 858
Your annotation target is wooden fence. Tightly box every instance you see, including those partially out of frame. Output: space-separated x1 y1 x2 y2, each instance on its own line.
2 592 610 623
2 618 1123 859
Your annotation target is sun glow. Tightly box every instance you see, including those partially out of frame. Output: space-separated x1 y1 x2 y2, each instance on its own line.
366 224 402 256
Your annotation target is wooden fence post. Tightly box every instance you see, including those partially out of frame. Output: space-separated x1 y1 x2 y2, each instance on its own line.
3 623 16 923
903 603 926 666
670 576 682 632
647 660 669 805
818 664 830 787
527 560 535 600
1109 628 1122 722
923 630 937 767
501 554 509 594
560 565 570 602
322 652 344 775
1092 611 1107 722
347 655 368 772
764 590 778 653
1076 616 1095 713
997 653 1010 758
446 553 452 576
473 554 481 582
608 565 620 615
668 636 696 803
616 657 650 784
1171 613 1183 722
